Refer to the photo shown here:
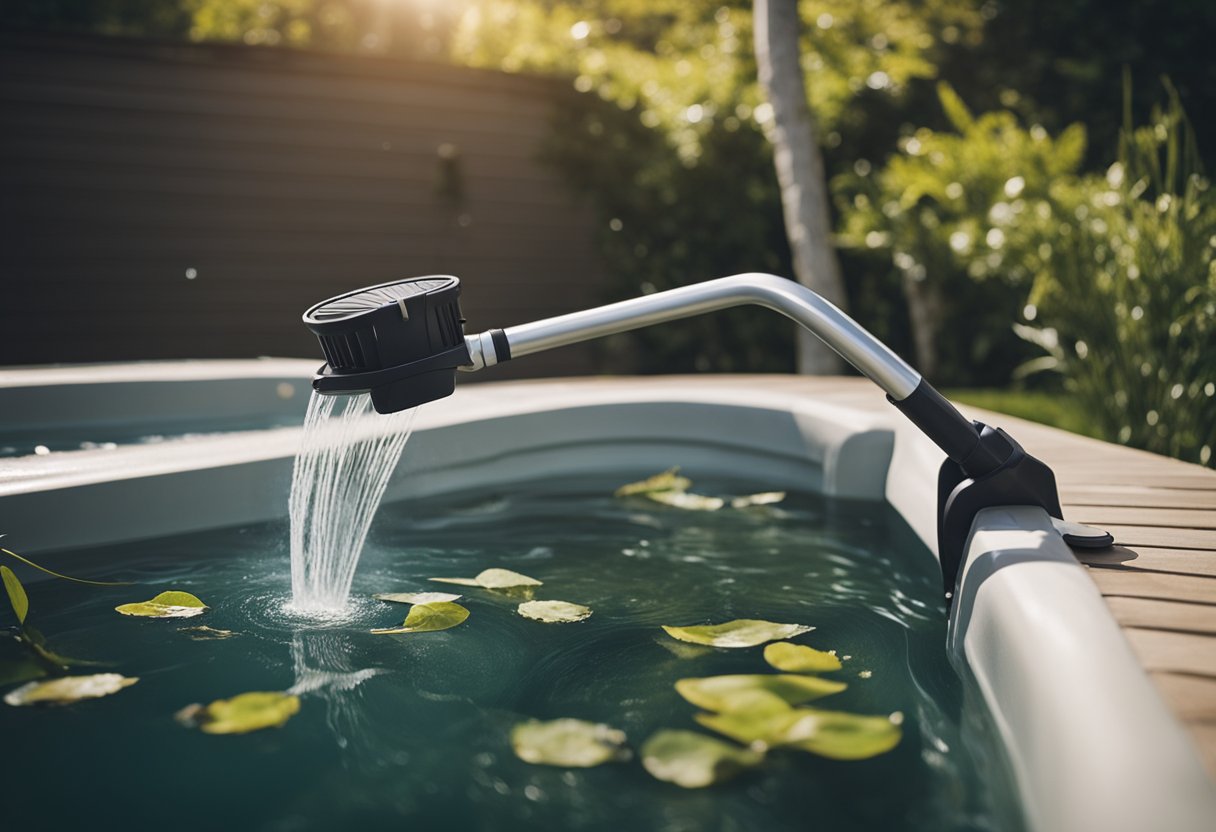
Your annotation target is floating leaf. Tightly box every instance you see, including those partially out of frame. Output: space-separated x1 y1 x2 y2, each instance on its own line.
675 674 847 712
3 673 137 706
374 591 462 605
517 600 592 623
646 491 724 511
730 492 786 509
177 691 300 734
662 619 813 648
371 601 469 635
695 701 799 748
781 710 903 760
763 642 842 673
640 730 763 788
614 468 692 497
430 568 541 590
116 590 208 619
474 568 542 589
1 565 29 625
699 703 900 759
179 625 238 640
511 718 630 767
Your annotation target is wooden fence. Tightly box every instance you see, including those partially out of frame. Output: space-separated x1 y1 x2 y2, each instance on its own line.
0 31 610 376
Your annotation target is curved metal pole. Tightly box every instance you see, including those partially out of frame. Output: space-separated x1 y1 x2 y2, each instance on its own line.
463 273 1003 475
499 273 921 400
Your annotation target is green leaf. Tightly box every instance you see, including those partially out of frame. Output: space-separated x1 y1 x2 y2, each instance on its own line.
430 568 541 590
1 546 131 586
763 642 842 673
781 710 903 760
646 491 724 511
640 730 763 788
614 467 691 497
1 565 29 625
517 600 592 623
177 691 300 734
371 601 469 634
936 82 974 133
115 590 208 619
3 673 138 706
729 492 786 509
695 704 901 759
511 718 630 767
662 619 813 648
374 591 462 605
675 674 847 712
694 700 802 748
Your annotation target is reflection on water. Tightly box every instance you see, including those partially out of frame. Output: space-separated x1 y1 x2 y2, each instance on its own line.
289 630 383 754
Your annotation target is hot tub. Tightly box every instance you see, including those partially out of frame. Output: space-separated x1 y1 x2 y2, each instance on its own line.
1 361 1213 831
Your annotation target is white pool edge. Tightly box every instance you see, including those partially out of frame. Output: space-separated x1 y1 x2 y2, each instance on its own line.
2 368 1214 829
887 417 1216 831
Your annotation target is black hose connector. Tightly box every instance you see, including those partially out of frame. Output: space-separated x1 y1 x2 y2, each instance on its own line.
890 380 1070 599
935 426 1064 599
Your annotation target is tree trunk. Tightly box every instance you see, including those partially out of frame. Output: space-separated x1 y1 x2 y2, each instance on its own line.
902 272 942 379
753 0 847 375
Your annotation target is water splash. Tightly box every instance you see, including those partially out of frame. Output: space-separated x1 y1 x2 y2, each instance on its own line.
289 392 416 611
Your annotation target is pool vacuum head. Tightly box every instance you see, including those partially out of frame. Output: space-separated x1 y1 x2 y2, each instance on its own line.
303 276 471 414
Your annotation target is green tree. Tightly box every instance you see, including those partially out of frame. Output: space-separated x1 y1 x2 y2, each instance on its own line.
451 0 978 373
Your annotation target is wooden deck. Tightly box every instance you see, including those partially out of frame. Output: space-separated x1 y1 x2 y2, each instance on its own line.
972 410 1216 778
769 376 1216 779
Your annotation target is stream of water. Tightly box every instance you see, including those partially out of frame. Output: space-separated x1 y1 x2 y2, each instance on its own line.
288 392 416 612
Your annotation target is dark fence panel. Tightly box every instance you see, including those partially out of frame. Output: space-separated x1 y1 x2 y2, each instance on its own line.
0 32 610 377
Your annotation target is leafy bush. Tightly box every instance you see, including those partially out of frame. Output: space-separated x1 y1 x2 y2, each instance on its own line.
542 92 797 373
836 84 1088 384
1019 87 1216 466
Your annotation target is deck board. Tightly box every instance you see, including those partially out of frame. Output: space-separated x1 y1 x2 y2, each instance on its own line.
1076 546 1216 578
1063 505 1216 530
971 403 1216 778
1104 597 1216 635
1095 525 1216 550
1060 487 1216 509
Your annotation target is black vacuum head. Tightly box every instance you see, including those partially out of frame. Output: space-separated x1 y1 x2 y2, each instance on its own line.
303 276 470 414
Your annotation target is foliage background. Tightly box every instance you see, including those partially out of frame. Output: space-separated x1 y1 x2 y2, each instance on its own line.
5 0 1213 463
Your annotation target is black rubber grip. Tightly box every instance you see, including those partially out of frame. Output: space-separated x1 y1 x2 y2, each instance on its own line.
490 328 512 362
888 380 981 465
888 380 1010 477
